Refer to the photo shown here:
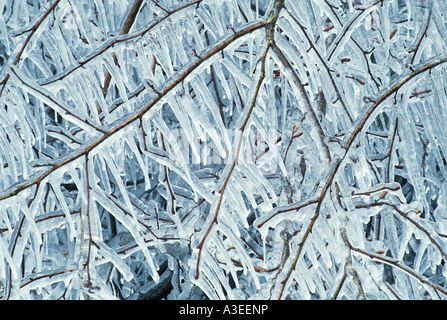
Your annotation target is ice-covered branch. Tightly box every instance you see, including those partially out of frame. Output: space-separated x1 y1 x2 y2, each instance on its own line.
340 227 447 297
277 54 447 299
0 0 61 97
2 0 447 301
270 42 332 165
194 0 284 279
39 0 204 86
0 18 269 204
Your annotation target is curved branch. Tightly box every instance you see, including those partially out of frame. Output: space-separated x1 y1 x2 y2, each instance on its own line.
270 42 332 165
340 227 447 297
327 0 384 62
409 8 432 68
324 0 383 89
0 16 269 203
0 0 61 97
40 0 204 86
194 0 285 280
277 55 447 299
355 201 447 260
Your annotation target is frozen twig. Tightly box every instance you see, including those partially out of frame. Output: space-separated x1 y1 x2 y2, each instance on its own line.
0 0 62 97
341 227 447 297
277 55 447 299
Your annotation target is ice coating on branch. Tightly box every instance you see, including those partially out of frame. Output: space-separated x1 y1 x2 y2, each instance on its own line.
1 0 447 300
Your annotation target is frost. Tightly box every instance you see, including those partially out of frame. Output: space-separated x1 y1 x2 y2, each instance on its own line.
0 0 447 301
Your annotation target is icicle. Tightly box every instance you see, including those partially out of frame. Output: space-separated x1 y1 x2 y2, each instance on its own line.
218 221 260 290
124 134 150 191
92 187 159 283
221 57 252 89
50 178 76 240
94 240 133 281
100 149 137 218
10 66 102 136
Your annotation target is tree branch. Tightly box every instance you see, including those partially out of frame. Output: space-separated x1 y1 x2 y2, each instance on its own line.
270 42 332 165
355 201 447 260
327 0 384 62
0 19 269 204
409 8 432 68
284 7 353 123
101 0 144 100
195 44 270 280
277 55 447 299
0 0 61 97
40 0 204 86
341 227 447 297
194 0 285 280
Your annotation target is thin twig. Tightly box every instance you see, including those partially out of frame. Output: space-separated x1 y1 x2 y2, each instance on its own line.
205 32 226 125
277 159 341 299
101 0 144 101
0 19 270 204
270 42 331 165
277 55 447 299
341 227 447 297
409 9 432 68
0 0 61 97
10 67 106 134
355 201 447 260
256 199 319 229
160 133 177 216
339 228 366 300
324 0 381 89
20 266 78 289
327 0 384 62
195 44 270 280
40 0 204 86
194 0 285 279
84 154 93 285
386 118 399 183
284 7 353 123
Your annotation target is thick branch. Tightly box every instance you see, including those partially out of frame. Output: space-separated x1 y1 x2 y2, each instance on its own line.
0 19 269 203
0 0 61 97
